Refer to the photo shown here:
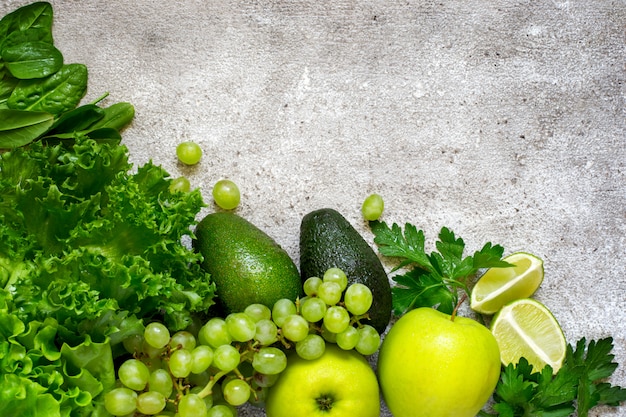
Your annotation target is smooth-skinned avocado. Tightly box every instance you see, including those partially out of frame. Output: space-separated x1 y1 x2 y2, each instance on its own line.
299 208 392 333
194 212 301 314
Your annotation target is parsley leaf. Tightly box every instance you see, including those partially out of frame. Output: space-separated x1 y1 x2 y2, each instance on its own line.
489 338 626 416
390 268 457 315
567 338 626 416
370 221 511 315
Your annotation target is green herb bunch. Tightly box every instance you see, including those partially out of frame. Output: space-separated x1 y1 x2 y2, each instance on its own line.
487 337 626 417
370 220 510 315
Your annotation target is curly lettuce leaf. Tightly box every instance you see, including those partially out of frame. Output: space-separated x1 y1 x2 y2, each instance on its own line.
0 309 116 417
0 374 61 417
0 137 214 336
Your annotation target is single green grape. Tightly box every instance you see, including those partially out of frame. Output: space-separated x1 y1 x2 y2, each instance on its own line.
136 391 166 415
300 297 327 323
355 324 381 355
361 193 384 220
169 348 193 378
295 334 326 360
317 281 342 306
225 312 257 342
213 344 241 372
191 345 214 374
144 322 170 350
252 347 287 375
170 330 197 351
176 141 202 165
212 179 240 210
255 319 279 346
223 378 251 406
281 314 310 342
169 176 191 193
344 283 374 316
336 326 360 350
199 318 232 348
103 387 137 416
323 267 348 291
149 369 173 398
323 306 350 334
302 276 323 296
178 393 208 417
244 303 272 322
272 298 297 327
118 358 150 391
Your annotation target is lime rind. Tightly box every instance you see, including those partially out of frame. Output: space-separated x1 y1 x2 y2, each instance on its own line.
470 252 544 315
490 298 566 373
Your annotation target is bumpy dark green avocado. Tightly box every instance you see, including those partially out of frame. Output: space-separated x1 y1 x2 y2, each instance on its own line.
194 212 302 314
299 208 392 333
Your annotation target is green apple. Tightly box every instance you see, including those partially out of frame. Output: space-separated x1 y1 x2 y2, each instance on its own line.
377 307 501 417
265 344 380 417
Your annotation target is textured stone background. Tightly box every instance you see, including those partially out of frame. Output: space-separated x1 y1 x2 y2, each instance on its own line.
2 1 624 416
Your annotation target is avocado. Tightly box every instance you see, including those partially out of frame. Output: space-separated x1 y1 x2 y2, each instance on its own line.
299 208 392 333
194 212 302 314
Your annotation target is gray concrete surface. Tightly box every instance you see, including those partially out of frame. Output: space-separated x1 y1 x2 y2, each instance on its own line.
2 0 624 416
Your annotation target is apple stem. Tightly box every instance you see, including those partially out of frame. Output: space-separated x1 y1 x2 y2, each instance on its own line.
450 293 468 321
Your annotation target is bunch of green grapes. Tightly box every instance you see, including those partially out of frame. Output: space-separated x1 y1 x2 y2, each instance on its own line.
103 267 379 417
297 267 380 356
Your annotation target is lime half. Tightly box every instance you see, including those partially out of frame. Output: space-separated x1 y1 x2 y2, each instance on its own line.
490 298 566 373
470 252 544 315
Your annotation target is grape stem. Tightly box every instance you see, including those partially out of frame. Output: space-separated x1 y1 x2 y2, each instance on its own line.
349 313 370 327
277 331 292 349
196 370 228 399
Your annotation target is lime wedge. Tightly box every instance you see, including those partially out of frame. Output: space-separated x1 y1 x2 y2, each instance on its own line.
490 298 566 373
470 252 544 315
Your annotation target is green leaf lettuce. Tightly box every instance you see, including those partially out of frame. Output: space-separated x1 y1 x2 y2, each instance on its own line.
0 136 215 416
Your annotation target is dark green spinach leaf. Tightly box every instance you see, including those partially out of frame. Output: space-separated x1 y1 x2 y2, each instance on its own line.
88 102 135 131
0 2 53 39
7 63 87 114
2 40 63 79
0 108 54 148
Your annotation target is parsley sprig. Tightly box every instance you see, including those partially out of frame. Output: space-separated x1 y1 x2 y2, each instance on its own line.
484 337 626 417
370 221 511 315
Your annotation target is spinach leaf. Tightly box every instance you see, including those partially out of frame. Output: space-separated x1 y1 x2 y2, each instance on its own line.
40 102 134 143
2 40 63 79
46 103 105 134
2 26 53 51
0 2 53 39
7 63 87 114
0 108 54 148
89 102 135 131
